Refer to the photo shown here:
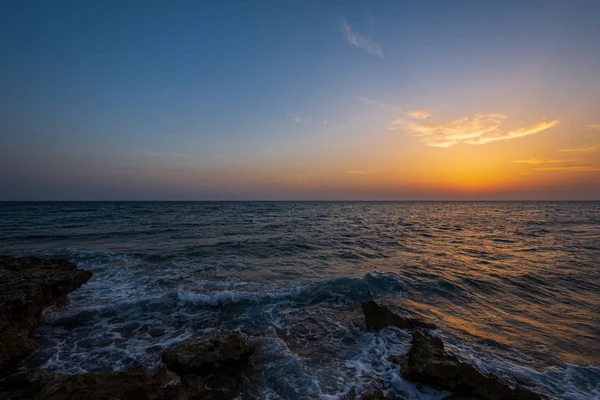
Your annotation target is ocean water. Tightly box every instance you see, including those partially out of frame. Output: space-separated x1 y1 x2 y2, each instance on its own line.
0 201 599 399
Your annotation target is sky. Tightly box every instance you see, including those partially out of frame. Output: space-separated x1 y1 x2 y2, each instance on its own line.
1 0 599 200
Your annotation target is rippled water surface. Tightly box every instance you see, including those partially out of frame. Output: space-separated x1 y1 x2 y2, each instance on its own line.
1 202 599 399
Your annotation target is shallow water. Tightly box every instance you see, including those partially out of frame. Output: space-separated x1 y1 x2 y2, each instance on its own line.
1 201 599 399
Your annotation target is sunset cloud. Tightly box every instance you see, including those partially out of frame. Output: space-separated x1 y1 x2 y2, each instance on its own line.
513 158 573 165
471 119 559 145
389 112 559 147
347 170 368 175
342 20 383 58
534 163 600 172
559 145 599 153
409 109 431 119
587 124 600 130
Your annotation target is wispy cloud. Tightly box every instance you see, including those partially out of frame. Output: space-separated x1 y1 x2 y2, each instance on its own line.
513 157 600 173
534 163 600 172
342 19 383 58
139 150 190 158
347 170 368 175
357 96 387 108
389 112 559 147
473 120 559 145
587 124 600 130
560 145 599 153
513 158 573 165
409 109 431 120
292 115 311 124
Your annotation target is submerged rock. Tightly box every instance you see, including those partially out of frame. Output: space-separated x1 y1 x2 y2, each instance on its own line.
361 387 391 400
342 386 392 400
391 330 542 400
361 300 436 331
0 256 93 374
162 333 255 377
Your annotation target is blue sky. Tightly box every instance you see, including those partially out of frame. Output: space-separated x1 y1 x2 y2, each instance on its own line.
1 0 599 200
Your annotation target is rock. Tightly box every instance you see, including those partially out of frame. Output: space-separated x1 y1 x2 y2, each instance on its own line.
361 301 436 331
0 256 93 374
0 365 180 400
1 331 254 399
391 330 542 400
361 387 391 400
162 333 255 377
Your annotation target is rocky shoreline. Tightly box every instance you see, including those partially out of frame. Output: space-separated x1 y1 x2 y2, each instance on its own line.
0 256 544 399
0 256 93 374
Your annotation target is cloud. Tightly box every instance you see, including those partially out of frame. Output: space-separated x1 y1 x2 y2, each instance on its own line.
587 124 600 130
513 158 573 165
389 112 559 147
559 145 599 153
348 170 368 175
342 20 383 58
409 109 431 120
471 119 559 145
292 115 311 124
513 157 600 173
139 150 190 158
534 163 600 172
357 96 387 108
323 120 328 126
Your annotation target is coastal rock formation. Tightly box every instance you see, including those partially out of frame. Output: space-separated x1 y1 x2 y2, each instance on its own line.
0 256 93 373
0 365 180 400
390 330 542 400
1 334 256 399
361 300 436 331
162 333 255 376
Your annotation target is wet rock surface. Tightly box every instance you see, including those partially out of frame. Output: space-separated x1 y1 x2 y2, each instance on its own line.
391 330 542 400
1 333 256 399
0 365 180 400
360 387 391 400
362 300 436 331
0 256 93 373
162 333 255 376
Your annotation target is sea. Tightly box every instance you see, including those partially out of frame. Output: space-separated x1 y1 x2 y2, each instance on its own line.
0 201 598 399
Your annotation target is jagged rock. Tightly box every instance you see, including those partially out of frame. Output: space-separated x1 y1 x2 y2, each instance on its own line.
391 330 542 400
361 301 436 331
162 333 255 377
0 256 93 373
0 365 180 400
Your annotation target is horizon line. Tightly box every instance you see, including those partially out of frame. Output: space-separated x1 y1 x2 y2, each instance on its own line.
1 200 599 203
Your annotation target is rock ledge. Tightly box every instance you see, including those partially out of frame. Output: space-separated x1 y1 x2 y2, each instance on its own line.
391 330 542 400
0 256 93 373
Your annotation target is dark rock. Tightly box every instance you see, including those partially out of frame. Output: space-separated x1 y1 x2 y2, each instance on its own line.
361 301 436 331
391 330 542 400
361 387 391 400
148 327 166 338
0 256 93 373
1 331 254 399
0 365 180 400
0 360 252 400
162 333 255 377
